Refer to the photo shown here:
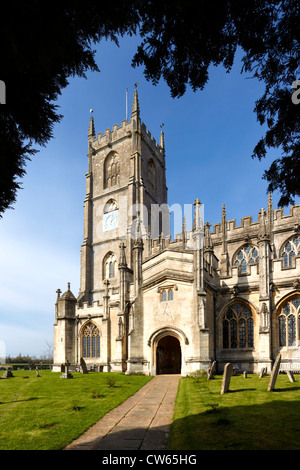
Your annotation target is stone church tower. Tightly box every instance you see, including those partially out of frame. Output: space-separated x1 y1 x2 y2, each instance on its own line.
53 90 300 375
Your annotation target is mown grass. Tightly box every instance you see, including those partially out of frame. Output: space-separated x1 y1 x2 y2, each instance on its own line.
0 370 152 450
168 372 300 450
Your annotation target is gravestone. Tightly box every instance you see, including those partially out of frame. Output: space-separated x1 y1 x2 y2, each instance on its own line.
2 369 13 378
221 363 233 394
267 353 281 391
36 367 41 377
207 361 216 380
60 360 73 379
80 357 88 374
243 371 247 378
287 370 295 383
259 367 266 378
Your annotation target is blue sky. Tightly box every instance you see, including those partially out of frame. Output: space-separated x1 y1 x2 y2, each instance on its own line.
0 34 298 357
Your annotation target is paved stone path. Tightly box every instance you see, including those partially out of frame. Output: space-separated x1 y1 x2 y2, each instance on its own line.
64 374 180 451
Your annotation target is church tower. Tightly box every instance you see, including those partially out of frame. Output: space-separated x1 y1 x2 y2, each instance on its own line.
53 89 168 372
79 89 167 307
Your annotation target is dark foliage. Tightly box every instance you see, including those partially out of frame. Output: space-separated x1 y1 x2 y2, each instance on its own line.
133 0 300 206
0 1 138 214
1 0 299 214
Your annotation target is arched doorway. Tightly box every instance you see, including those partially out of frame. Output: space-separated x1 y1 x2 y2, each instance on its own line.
156 335 181 374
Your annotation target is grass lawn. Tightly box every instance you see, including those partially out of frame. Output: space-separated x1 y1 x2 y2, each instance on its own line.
0 369 152 450
169 373 300 450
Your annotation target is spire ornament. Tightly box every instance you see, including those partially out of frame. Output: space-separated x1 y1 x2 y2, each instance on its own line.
88 109 95 139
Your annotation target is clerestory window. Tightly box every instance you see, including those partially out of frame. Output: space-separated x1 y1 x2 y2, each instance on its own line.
281 237 300 268
233 245 259 274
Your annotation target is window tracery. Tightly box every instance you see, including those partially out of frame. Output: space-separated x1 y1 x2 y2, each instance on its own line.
278 295 300 347
104 152 120 188
233 245 259 274
103 252 117 279
81 322 100 358
281 237 300 268
222 303 254 349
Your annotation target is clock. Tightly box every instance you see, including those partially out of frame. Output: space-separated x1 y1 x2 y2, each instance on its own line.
103 210 118 231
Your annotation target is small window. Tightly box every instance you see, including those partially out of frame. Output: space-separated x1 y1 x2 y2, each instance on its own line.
161 288 174 302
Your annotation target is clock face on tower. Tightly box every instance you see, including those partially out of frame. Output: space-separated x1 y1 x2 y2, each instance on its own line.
103 209 118 231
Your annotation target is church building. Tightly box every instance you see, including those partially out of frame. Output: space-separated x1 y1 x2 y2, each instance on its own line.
53 90 300 375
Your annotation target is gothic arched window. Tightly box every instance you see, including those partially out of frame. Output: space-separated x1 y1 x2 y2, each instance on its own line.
104 152 120 189
82 322 100 358
103 252 117 280
278 295 300 347
148 159 156 189
281 237 300 268
233 245 259 274
222 303 254 349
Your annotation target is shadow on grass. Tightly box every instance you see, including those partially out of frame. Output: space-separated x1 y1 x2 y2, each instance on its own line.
272 386 300 392
0 396 41 405
169 399 300 450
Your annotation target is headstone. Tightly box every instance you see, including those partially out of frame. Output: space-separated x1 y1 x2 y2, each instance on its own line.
60 360 73 379
259 367 266 378
80 357 88 374
2 369 13 378
287 370 295 383
243 371 247 378
207 361 216 380
267 353 281 391
36 367 40 377
60 363 65 373
221 363 233 394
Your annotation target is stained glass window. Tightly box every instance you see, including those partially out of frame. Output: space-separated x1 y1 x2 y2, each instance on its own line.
278 296 300 348
82 322 100 358
288 315 296 346
222 303 254 349
234 245 259 274
279 316 286 346
282 237 300 267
